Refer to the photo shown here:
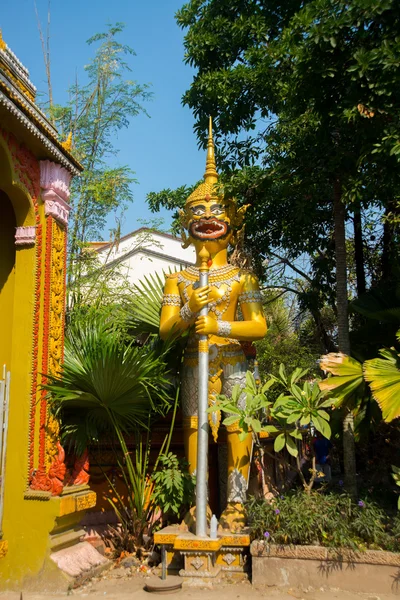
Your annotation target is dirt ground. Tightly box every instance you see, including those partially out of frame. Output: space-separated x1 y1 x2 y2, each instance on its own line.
0 569 397 600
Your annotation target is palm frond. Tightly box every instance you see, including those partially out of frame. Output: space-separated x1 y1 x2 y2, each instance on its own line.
319 353 365 406
364 348 400 423
129 271 166 335
44 317 173 452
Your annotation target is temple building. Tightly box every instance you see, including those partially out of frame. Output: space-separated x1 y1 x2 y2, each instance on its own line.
0 33 105 590
88 227 196 287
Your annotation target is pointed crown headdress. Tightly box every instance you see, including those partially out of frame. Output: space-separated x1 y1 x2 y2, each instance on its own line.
185 116 221 207
180 116 249 247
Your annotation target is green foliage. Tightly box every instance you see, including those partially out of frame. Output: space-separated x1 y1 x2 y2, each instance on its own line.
151 452 195 518
320 330 400 423
45 316 172 456
104 387 181 552
271 365 332 443
255 292 320 385
53 23 151 297
143 0 400 358
246 490 399 552
392 465 400 510
209 366 331 493
210 368 330 454
319 353 366 407
364 344 400 423
208 370 275 443
129 271 165 336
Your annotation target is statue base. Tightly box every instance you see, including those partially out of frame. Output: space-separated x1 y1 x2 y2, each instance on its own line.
154 526 250 580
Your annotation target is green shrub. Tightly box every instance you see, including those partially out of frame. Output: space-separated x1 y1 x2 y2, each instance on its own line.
151 452 195 520
246 489 400 552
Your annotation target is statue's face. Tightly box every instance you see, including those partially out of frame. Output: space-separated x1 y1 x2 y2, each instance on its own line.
186 199 232 250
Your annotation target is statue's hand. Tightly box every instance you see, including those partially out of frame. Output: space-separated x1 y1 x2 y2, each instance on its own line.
195 315 218 336
189 285 210 313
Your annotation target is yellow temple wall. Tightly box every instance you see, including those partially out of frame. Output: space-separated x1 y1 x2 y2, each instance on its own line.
0 139 56 586
0 131 96 590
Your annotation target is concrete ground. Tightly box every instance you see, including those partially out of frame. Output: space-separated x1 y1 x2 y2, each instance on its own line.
0 571 397 600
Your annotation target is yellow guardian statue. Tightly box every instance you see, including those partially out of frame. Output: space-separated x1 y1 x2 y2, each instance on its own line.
160 118 266 528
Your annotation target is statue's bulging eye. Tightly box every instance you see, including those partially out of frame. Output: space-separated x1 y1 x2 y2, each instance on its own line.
211 207 225 216
191 207 205 216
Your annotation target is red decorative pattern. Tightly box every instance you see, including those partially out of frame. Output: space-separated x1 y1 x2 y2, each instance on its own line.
29 222 42 476
48 442 67 496
1 129 70 496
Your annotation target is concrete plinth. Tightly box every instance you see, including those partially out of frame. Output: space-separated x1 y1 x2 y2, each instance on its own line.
250 541 400 595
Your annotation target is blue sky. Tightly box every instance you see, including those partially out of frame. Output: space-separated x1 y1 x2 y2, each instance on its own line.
2 0 205 238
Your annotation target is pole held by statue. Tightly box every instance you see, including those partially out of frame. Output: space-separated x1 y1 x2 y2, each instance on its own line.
196 245 211 537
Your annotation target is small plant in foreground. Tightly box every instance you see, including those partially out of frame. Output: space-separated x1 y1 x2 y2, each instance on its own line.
151 452 195 520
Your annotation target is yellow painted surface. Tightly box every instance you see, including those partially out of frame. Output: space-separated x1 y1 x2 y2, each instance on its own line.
0 178 61 587
226 428 252 483
182 420 198 475
0 136 85 590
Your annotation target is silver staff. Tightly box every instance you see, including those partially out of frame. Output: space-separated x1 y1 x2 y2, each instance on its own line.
196 245 211 537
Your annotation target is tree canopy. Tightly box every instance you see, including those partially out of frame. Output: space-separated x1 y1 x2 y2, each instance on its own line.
148 0 400 357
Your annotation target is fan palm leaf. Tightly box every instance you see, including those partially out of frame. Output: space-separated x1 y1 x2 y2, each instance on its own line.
45 318 172 454
319 353 365 406
364 348 400 423
129 271 166 335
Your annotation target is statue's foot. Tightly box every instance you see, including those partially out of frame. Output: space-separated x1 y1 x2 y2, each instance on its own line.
219 502 247 533
180 505 212 534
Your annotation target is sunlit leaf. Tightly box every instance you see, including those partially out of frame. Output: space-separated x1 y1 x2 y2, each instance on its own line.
364 350 400 422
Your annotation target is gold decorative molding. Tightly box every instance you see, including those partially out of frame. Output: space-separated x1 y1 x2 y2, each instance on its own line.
58 490 96 517
182 416 198 429
198 340 208 353
225 420 241 433
173 536 222 552
76 491 96 512
220 534 250 547
154 533 179 545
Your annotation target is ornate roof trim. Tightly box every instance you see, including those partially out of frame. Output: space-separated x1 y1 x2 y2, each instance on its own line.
0 89 82 176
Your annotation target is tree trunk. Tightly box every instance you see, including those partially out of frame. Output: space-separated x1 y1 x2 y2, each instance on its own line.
333 179 357 499
333 179 350 355
353 204 366 296
310 307 337 353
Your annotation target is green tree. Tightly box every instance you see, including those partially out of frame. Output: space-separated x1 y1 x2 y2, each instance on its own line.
255 291 319 382
160 0 400 497
51 23 151 304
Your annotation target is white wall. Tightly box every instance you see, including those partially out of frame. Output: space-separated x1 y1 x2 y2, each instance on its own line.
96 229 196 288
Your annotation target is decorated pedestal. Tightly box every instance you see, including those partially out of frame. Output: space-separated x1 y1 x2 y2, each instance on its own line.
154 526 250 580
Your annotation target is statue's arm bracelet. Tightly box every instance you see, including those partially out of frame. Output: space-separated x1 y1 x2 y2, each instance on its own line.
217 320 232 337
180 302 196 323
162 294 182 307
238 290 263 304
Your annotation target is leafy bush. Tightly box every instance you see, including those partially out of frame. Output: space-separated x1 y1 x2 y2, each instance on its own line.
209 368 332 493
151 452 195 520
246 489 400 552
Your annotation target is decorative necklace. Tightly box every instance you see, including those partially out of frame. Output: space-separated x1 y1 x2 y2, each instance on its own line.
185 264 238 280
178 264 241 321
